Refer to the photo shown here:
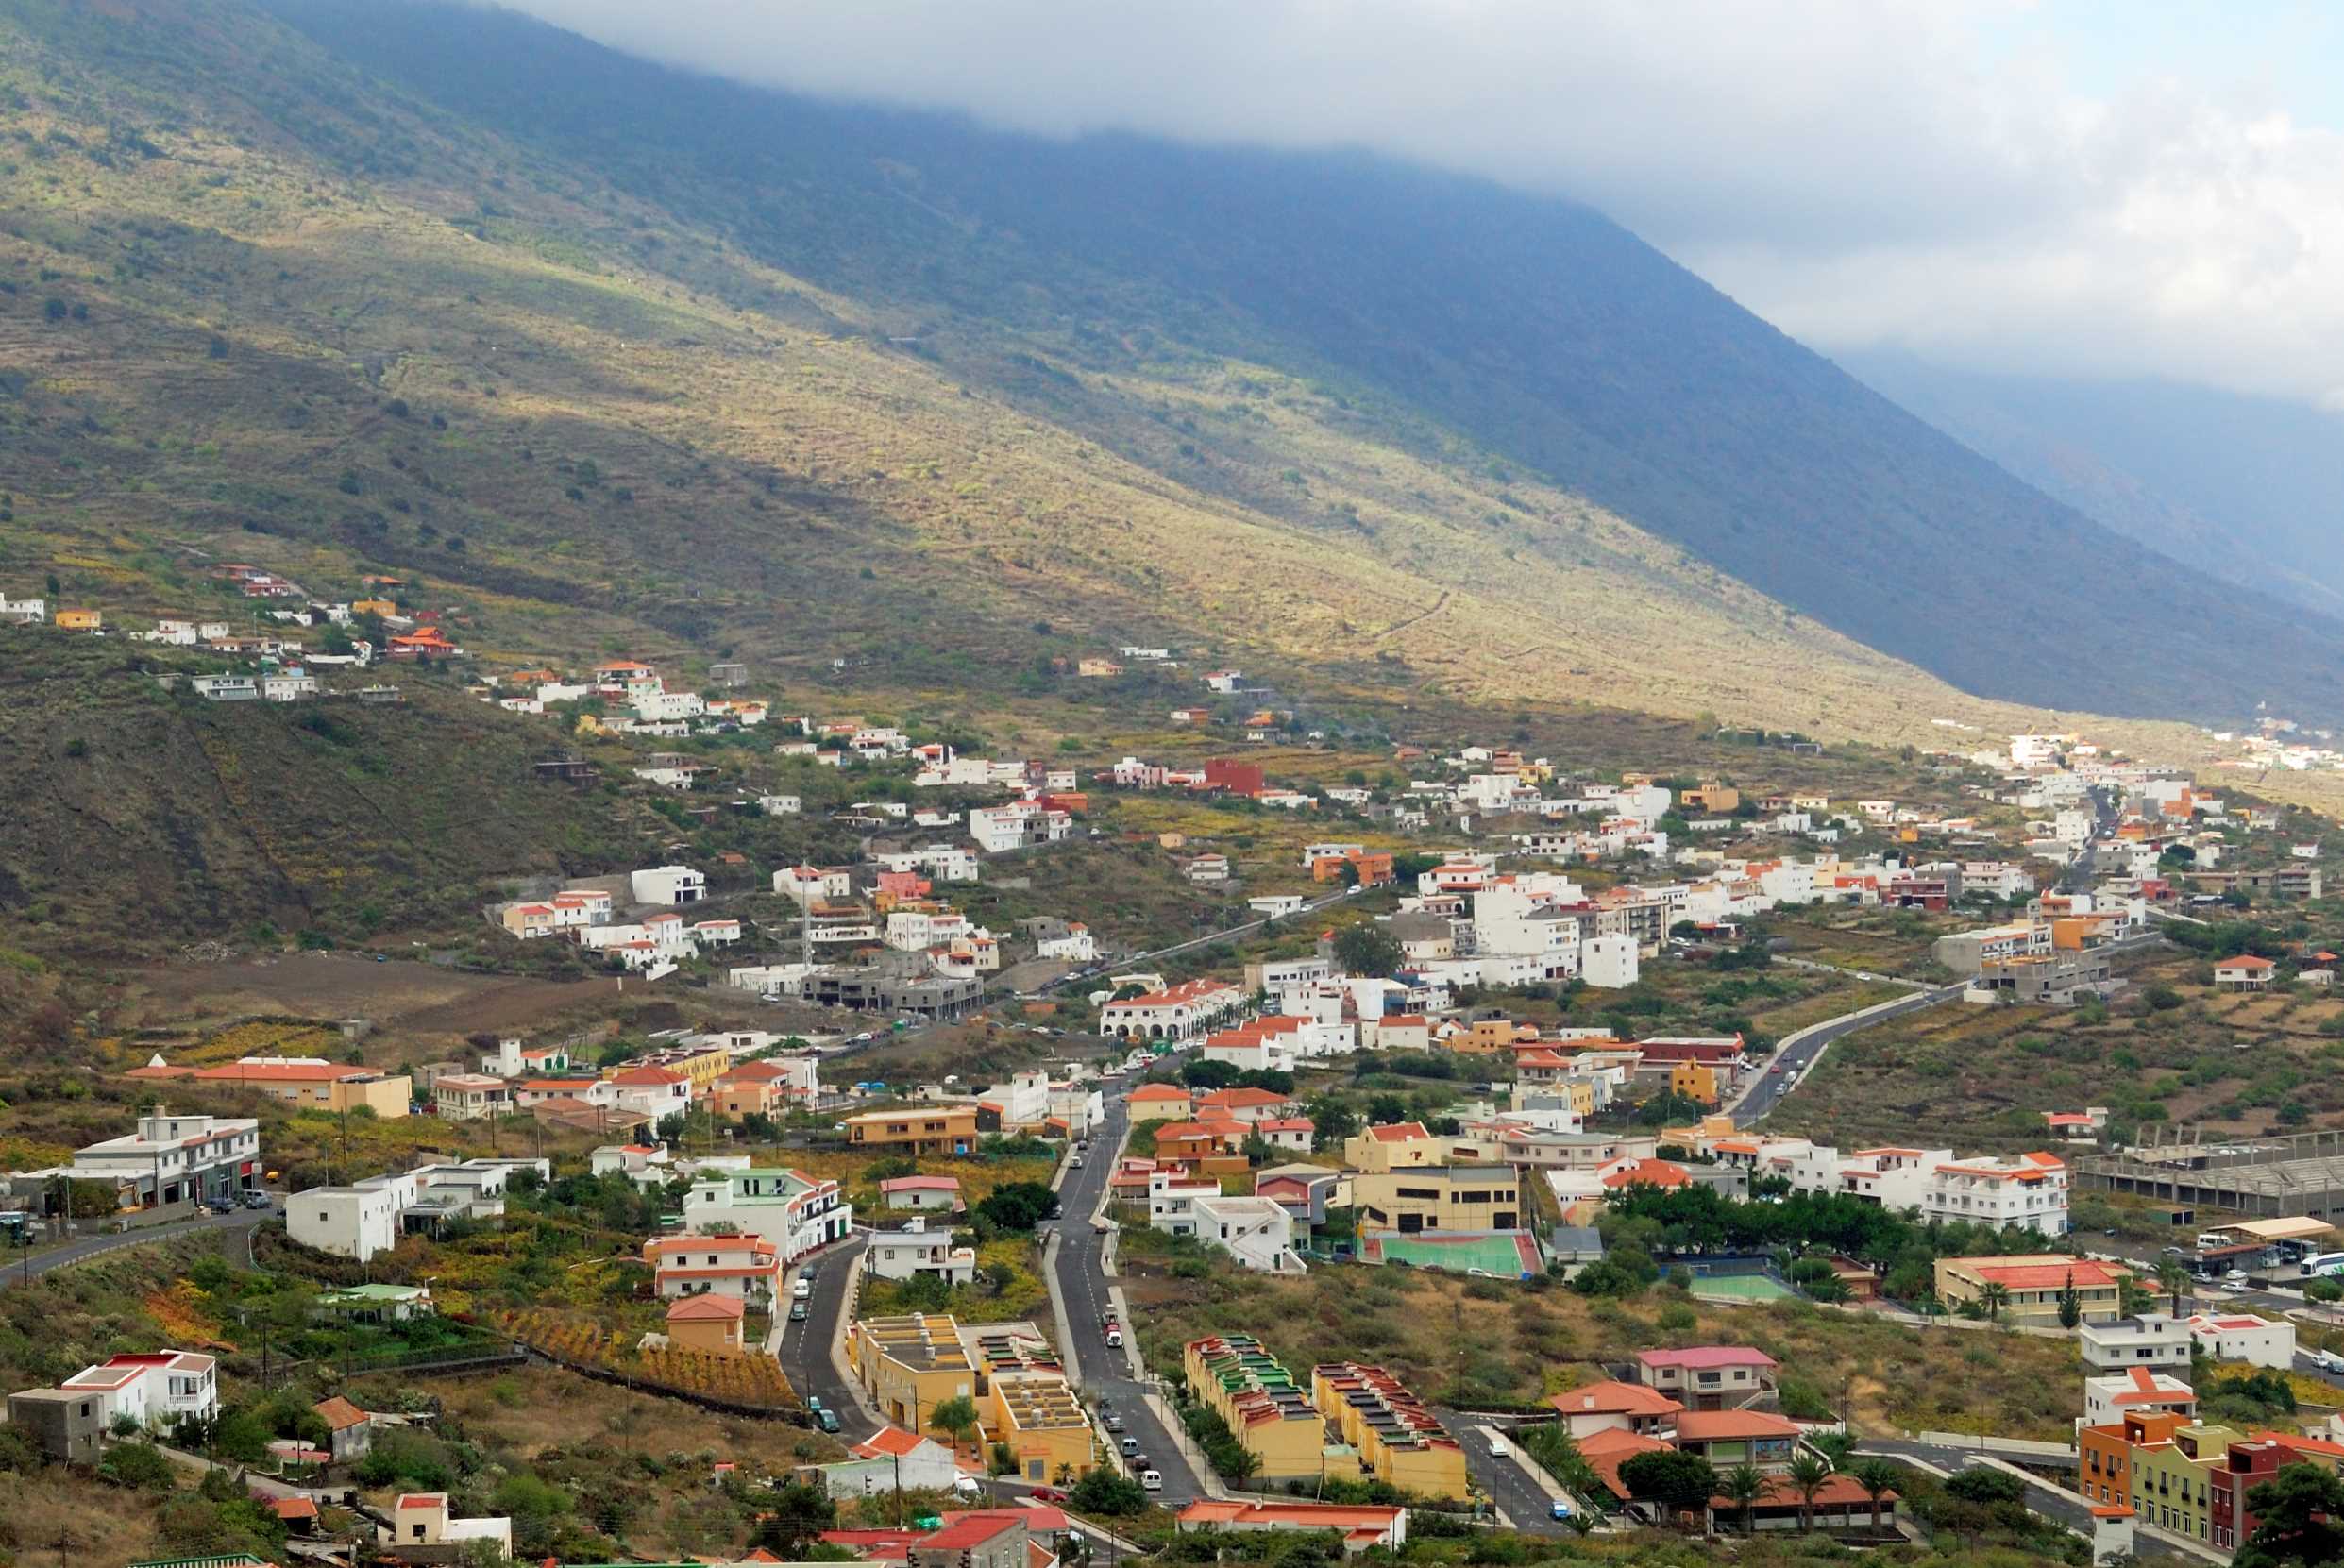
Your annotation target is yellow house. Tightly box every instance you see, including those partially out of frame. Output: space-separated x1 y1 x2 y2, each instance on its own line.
1668 1062 1721 1104
352 598 397 617
845 1107 978 1155
189 1060 412 1119
846 1314 977 1430
1311 1362 1471 1499
984 1370 1097 1484
1932 1256 2131 1327
1341 1121 1448 1173
55 609 103 631
666 1293 747 1356
632 1044 731 1099
1185 1336 1328 1480
1127 1084 1194 1123
1351 1166 1523 1235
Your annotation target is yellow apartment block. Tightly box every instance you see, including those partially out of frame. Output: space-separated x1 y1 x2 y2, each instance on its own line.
1310 1362 1470 1500
985 1370 1097 1484
1184 1336 1329 1481
845 1313 976 1430
1350 1166 1523 1236
1669 1062 1720 1104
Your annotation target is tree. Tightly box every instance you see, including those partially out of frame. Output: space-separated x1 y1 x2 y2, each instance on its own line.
2057 1270 2083 1330
2235 1462 2344 1568
1069 1468 1149 1515
2156 1256 2190 1313
1850 1458 1900 1535
750 1482 837 1555
928 1395 980 1454
1979 1280 2011 1323
975 1183 1060 1232
1720 1463 1766 1537
1786 1452 1833 1533
1332 923 1403 978
1616 1450 1719 1523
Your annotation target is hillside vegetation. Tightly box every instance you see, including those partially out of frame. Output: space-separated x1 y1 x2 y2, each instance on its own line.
0 0 2296 757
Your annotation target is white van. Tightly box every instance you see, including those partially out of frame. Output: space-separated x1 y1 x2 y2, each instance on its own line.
1140 1469 1163 1492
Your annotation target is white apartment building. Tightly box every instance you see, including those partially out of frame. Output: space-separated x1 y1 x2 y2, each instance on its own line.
644 1232 782 1301
289 1178 413 1263
1147 1172 1306 1273
1581 933 1640 988
682 1167 852 1263
969 802 1071 853
1100 978 1247 1041
66 1107 261 1212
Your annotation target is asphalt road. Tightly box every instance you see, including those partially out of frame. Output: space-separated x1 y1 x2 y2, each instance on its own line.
1428 1416 1572 1533
1731 986 1966 1126
775 1233 876 1443
1049 1078 1206 1505
1853 1438 2096 1534
0 1206 269 1290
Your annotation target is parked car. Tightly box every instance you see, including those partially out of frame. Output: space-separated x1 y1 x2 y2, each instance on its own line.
789 1301 809 1323
1140 1470 1163 1491
1120 1437 1140 1457
1105 1414 1124 1432
794 1278 814 1300
814 1408 841 1435
1029 1487 1068 1504
1105 1328 1122 1348
240 1190 275 1210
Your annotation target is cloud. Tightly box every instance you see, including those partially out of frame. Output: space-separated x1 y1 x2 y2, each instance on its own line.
486 0 2344 406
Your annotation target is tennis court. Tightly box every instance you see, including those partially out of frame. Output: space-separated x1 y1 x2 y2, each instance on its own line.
1687 1273 1798 1302
1360 1231 1543 1276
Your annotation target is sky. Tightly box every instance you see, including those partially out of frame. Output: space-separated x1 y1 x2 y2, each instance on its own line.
490 1 2344 409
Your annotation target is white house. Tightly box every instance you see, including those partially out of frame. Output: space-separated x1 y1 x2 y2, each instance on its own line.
801 1427 961 1499
1100 978 1247 1042
643 1232 782 1302
682 1167 852 1263
59 1351 218 1433
261 670 319 701
190 674 259 701
288 1180 412 1264
591 1142 674 1188
631 865 707 905
2078 1315 2193 1374
1189 1194 1305 1272
385 1494 512 1560
2187 1312 2296 1369
432 1074 514 1121
0 596 45 624
1580 933 1640 988
863 1217 977 1286
878 1175 962 1212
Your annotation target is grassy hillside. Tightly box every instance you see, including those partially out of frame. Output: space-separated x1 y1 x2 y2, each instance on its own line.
0 0 2248 756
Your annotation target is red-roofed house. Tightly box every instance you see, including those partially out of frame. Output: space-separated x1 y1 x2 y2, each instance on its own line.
1936 1254 2131 1327
1577 1427 1674 1503
2083 1365 2197 1426
666 1292 749 1355
880 1175 965 1213
1127 1083 1194 1123
1671 1408 1803 1471
1549 1379 1683 1439
1708 1472 1899 1534
1176 1500 1408 1549
1599 1157 1691 1191
1195 1087 1299 1123
1100 978 1247 1042
2215 955 2277 991
644 1235 781 1303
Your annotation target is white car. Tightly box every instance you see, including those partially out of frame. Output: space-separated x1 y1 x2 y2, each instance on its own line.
1140 1469 1163 1491
794 1278 814 1300
1486 1437 1511 1458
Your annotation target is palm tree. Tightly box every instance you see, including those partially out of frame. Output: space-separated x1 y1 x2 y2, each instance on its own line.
1850 1458 1899 1535
1721 1463 1767 1537
2156 1256 2189 1313
1787 1452 1833 1534
1979 1280 2011 1323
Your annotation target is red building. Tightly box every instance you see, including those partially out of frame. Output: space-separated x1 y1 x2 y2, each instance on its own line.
1203 758 1267 796
2209 1433 2344 1553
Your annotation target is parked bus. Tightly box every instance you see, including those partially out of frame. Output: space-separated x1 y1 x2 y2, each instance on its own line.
2299 1252 2344 1278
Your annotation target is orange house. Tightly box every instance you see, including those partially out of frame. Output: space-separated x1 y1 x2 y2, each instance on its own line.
666 1293 747 1356
2079 1409 2191 1510
351 598 397 617
55 609 103 631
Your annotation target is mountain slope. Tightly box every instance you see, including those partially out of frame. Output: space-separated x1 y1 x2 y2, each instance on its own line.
1840 350 2344 622
0 0 2050 749
257 0 2344 728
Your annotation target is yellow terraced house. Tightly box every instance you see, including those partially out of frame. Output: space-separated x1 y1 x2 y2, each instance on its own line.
845 1314 976 1430
1184 1336 1329 1481
986 1370 1097 1484
1311 1362 1470 1500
